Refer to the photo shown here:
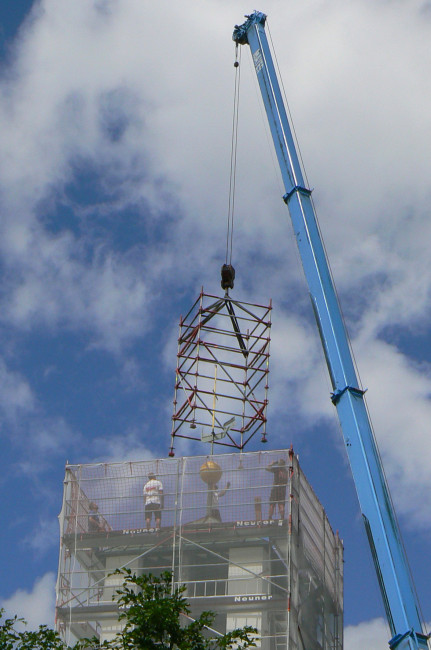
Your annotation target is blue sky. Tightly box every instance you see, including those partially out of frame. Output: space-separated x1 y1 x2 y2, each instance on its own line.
0 1 431 648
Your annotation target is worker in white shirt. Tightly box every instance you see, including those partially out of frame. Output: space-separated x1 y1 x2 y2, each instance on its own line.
143 472 164 530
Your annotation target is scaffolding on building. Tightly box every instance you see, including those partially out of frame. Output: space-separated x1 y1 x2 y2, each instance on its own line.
56 448 343 649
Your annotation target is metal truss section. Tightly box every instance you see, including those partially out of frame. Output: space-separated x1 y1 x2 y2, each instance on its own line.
170 290 271 455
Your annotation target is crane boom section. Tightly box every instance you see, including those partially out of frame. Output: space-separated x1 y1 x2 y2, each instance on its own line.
233 11 428 650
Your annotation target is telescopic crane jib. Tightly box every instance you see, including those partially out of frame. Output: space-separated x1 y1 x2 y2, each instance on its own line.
232 10 429 650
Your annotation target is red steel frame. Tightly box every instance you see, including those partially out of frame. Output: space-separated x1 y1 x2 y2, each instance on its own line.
169 290 271 454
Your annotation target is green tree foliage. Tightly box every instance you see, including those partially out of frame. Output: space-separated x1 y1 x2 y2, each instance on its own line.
87 569 257 650
0 609 67 649
1 571 257 650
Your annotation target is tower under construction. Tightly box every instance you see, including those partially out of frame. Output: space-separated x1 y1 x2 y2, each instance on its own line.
56 448 343 649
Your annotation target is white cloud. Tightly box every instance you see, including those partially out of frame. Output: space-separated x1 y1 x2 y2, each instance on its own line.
0 572 56 629
11 414 80 480
91 429 156 463
268 316 431 529
344 617 431 650
1 0 430 314
355 336 431 528
23 518 59 555
1 224 155 351
344 617 390 650
267 309 335 440
0 358 35 422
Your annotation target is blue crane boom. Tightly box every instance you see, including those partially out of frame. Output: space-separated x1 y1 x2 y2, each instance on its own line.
233 11 428 650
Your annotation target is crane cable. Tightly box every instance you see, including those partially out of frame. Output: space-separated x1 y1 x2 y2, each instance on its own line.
225 43 241 267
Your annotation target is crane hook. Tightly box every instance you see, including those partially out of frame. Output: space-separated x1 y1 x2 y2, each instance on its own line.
221 263 235 291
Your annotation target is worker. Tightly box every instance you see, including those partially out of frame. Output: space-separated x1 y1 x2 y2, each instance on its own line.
265 459 288 520
209 482 230 522
143 472 164 530
88 502 105 533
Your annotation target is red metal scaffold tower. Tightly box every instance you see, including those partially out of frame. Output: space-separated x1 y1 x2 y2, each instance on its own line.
169 288 271 455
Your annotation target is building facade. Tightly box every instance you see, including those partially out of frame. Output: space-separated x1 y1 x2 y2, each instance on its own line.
56 449 343 649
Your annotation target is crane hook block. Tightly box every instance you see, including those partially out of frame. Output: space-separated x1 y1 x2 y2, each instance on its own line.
221 264 235 290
